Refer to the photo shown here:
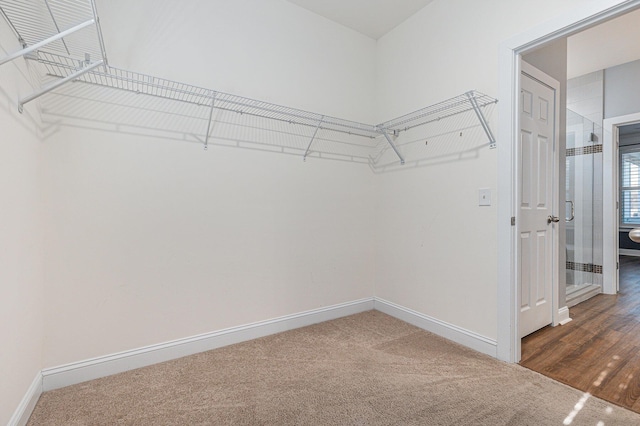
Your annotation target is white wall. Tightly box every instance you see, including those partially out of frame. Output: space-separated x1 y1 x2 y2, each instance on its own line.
41 0 377 368
604 59 640 119
0 23 45 426
373 0 583 340
567 70 604 126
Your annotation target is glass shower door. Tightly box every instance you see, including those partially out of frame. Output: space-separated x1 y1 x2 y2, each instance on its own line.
565 109 602 306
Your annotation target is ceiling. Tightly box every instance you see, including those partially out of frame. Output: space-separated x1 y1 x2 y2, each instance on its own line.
567 8 640 78
285 0 435 39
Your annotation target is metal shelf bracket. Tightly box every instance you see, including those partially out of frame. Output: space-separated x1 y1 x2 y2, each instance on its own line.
379 128 405 165
89 0 108 66
204 91 217 150
303 116 324 161
466 91 496 148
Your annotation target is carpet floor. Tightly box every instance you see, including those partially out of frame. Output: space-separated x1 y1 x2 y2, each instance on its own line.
27 311 640 425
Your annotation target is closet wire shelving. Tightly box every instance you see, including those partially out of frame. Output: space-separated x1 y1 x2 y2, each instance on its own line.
0 0 498 167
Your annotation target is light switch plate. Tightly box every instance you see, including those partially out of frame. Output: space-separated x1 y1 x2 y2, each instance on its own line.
479 188 491 206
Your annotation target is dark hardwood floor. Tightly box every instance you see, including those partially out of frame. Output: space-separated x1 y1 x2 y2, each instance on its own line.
521 255 640 413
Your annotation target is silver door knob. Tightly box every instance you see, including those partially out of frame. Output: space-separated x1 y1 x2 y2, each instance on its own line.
547 215 560 224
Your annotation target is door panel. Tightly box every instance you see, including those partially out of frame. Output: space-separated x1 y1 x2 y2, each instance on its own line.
537 136 549 207
519 65 557 338
520 232 532 310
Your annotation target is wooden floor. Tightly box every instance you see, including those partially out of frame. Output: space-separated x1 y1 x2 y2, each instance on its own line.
521 255 640 413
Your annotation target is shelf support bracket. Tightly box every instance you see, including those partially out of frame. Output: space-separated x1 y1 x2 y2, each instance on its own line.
204 91 217 150
303 116 324 161
378 128 405 165
89 0 109 66
466 91 496 149
18 59 103 113
0 19 95 67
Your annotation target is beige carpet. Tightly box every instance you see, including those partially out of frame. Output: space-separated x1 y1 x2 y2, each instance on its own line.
28 311 640 425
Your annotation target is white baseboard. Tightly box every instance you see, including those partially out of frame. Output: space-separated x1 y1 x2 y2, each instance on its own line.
41 297 501 393
8 372 42 426
42 298 375 391
557 306 573 325
373 298 497 358
566 284 601 308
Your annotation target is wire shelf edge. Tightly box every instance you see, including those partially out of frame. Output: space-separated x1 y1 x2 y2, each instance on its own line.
33 52 498 143
0 0 499 164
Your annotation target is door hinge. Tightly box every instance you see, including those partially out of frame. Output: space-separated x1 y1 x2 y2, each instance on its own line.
617 262 619 270
511 217 516 226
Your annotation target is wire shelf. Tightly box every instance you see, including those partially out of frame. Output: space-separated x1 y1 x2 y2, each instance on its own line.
35 52 382 140
0 0 106 63
377 91 498 133
35 74 379 164
0 0 498 165
34 52 498 146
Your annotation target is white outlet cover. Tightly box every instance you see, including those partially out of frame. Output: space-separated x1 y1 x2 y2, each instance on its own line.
479 188 491 206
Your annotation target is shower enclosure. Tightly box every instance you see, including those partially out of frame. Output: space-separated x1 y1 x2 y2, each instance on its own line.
565 109 603 306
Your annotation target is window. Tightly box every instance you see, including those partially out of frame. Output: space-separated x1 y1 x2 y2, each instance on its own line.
620 146 640 226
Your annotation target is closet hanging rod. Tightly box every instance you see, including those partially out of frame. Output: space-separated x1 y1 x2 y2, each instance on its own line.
43 0 72 56
0 19 94 66
19 59 103 113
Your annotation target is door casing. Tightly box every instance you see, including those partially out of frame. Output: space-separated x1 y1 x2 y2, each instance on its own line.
603 113 640 295
497 0 640 363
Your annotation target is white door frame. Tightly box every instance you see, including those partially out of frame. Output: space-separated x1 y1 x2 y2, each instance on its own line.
497 0 640 363
603 112 640 294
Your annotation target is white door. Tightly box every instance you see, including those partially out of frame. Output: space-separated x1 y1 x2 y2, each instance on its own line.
519 62 559 338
